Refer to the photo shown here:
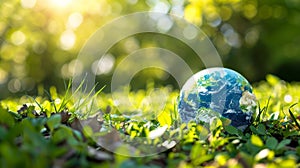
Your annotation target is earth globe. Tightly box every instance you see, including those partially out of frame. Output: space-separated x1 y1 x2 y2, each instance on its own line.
178 67 257 131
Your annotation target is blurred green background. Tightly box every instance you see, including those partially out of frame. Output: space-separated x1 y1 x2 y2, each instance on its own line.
0 0 300 99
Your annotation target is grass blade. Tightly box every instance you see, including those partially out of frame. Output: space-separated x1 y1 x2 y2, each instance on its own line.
288 103 300 130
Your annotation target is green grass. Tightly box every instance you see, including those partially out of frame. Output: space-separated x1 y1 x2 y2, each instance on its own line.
0 75 300 168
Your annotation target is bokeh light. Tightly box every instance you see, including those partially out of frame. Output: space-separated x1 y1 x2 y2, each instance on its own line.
11 31 26 46
92 54 115 75
67 12 83 29
48 0 72 8
0 68 8 84
0 0 299 98
60 30 76 50
21 0 37 8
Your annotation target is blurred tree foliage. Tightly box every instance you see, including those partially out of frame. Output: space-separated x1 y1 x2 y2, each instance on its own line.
0 0 300 98
184 0 300 81
0 0 152 98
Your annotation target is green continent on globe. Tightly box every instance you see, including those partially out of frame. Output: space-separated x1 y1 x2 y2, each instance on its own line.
178 67 257 131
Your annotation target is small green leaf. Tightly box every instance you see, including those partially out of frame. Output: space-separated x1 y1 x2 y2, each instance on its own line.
0 106 15 127
215 153 229 166
220 117 231 126
266 74 280 86
296 147 300 155
276 139 291 150
257 124 266 135
224 125 238 135
26 106 36 118
251 135 264 147
52 125 73 144
157 110 172 126
191 144 213 166
46 114 61 131
278 159 296 167
209 117 222 132
73 129 83 142
190 143 205 161
265 137 278 150
250 125 258 134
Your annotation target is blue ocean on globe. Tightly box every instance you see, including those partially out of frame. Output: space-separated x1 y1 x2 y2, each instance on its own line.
178 67 257 130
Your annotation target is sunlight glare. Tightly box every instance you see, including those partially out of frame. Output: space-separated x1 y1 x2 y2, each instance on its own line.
49 0 72 8
21 0 36 8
